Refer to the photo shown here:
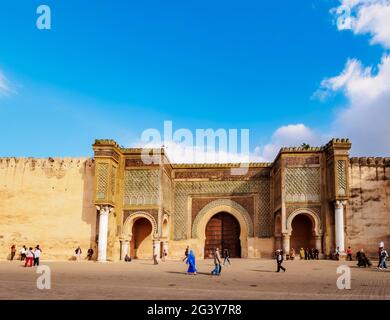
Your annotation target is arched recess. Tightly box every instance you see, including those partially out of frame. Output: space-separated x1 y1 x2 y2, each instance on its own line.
161 215 169 239
122 211 158 241
192 199 253 258
286 208 322 236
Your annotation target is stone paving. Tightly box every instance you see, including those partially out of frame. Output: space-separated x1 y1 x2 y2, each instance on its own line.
0 258 389 300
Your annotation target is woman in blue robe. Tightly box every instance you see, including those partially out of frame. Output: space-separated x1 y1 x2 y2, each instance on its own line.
186 250 197 274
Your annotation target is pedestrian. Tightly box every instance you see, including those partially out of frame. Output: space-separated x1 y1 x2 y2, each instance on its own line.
289 248 295 260
87 248 94 260
377 243 383 268
33 245 41 266
305 248 309 260
299 247 305 260
314 248 319 260
20 245 27 261
75 246 82 261
124 254 131 262
223 248 231 266
378 246 388 270
356 249 371 268
10 245 16 261
276 249 286 272
186 250 197 275
153 244 158 265
346 246 353 261
212 248 222 275
162 249 167 262
24 247 34 267
310 248 315 260
183 246 189 262
335 247 340 260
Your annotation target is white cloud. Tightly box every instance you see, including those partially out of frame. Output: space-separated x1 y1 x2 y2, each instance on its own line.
0 70 12 97
134 139 267 164
336 0 390 48
322 55 390 155
132 124 325 163
259 124 323 161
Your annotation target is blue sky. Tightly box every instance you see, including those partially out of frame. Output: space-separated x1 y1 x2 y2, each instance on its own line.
0 0 389 160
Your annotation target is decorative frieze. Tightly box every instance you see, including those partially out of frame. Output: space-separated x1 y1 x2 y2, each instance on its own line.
285 167 321 202
123 169 159 205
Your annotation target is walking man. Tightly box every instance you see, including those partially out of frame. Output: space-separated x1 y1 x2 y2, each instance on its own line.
276 249 286 272
378 245 388 270
223 248 231 266
212 248 222 275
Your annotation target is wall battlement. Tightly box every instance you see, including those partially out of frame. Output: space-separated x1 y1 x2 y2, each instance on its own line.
0 157 94 169
350 157 390 166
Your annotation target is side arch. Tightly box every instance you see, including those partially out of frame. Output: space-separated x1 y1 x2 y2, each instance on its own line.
286 208 322 236
122 211 159 240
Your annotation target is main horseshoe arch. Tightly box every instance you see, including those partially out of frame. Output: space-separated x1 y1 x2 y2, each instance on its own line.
192 199 253 258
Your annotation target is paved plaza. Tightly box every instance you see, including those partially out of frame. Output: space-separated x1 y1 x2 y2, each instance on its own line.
0 258 389 300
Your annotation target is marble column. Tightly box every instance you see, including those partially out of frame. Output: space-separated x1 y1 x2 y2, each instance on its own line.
97 206 112 262
335 200 346 252
153 240 161 261
315 235 322 252
121 240 130 261
282 233 290 256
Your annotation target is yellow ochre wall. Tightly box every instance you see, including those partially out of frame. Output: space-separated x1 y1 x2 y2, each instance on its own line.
0 158 97 261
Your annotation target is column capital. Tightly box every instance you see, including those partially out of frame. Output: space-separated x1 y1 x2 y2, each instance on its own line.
96 205 114 215
282 232 291 238
334 200 347 209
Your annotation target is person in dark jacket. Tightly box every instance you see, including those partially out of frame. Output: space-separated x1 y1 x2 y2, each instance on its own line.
87 248 94 260
223 248 231 266
356 249 371 268
276 250 286 272
10 245 16 261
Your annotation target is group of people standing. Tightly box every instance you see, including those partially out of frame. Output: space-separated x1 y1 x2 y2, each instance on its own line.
10 245 42 267
182 246 231 276
298 247 320 260
74 246 94 261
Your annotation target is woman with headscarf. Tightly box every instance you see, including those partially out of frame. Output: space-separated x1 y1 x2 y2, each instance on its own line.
186 250 197 275
299 248 305 260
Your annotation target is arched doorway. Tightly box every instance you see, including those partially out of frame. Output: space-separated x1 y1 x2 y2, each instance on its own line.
130 218 153 259
204 212 241 258
290 214 315 250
